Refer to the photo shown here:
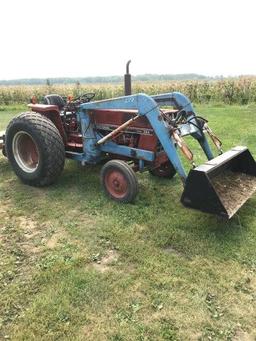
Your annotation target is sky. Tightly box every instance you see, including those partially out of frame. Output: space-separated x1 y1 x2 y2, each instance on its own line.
0 0 255 80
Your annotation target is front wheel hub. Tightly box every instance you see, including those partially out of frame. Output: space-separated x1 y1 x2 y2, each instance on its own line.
105 170 128 199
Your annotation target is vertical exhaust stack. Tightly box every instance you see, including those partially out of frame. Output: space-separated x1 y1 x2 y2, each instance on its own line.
124 60 132 96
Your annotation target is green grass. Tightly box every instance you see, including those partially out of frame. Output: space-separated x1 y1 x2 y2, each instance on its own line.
0 104 256 340
0 105 26 131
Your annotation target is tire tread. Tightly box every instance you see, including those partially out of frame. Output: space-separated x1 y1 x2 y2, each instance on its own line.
5 112 65 186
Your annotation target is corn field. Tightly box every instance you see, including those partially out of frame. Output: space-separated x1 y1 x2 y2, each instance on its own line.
1 77 256 105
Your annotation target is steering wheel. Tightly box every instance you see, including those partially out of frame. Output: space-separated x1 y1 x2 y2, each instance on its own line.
73 92 95 103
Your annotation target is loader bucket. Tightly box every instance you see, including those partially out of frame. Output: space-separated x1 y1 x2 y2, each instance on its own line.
181 146 256 218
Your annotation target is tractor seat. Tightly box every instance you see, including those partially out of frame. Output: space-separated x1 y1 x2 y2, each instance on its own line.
43 94 66 111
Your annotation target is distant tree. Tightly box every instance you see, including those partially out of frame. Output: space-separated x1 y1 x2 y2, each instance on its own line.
0 74 227 86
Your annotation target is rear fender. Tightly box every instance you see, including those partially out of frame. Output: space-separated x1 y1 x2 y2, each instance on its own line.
27 104 66 142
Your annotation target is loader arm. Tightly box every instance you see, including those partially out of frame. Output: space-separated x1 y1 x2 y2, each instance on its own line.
79 92 201 181
80 92 256 218
80 92 215 181
152 92 214 160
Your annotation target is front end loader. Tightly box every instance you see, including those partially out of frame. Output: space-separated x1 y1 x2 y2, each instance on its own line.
1 91 256 218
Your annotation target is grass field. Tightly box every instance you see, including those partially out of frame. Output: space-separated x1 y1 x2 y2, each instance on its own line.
0 104 256 340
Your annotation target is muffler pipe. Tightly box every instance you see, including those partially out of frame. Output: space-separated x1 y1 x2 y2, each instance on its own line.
124 60 132 96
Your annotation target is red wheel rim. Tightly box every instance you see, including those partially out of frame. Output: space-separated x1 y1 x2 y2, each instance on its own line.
12 131 39 173
104 169 128 199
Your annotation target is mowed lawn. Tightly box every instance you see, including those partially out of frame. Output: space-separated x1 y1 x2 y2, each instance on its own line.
0 104 256 340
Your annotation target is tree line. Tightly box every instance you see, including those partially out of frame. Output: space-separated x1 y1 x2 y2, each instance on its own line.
0 74 216 86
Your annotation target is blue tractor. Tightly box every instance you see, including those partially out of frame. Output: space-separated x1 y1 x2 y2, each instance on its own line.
1 64 256 218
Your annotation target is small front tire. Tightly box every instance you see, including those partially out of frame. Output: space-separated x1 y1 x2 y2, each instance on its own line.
101 160 138 203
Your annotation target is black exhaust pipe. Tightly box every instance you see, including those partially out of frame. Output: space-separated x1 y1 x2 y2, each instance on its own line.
124 60 132 96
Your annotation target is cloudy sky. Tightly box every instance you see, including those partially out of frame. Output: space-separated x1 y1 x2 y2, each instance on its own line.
0 0 255 79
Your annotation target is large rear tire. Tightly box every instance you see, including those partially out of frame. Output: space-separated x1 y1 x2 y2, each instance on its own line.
5 112 65 186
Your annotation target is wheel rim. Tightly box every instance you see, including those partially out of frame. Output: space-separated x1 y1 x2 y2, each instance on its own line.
12 131 39 173
104 169 128 199
152 162 175 177
156 163 170 176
